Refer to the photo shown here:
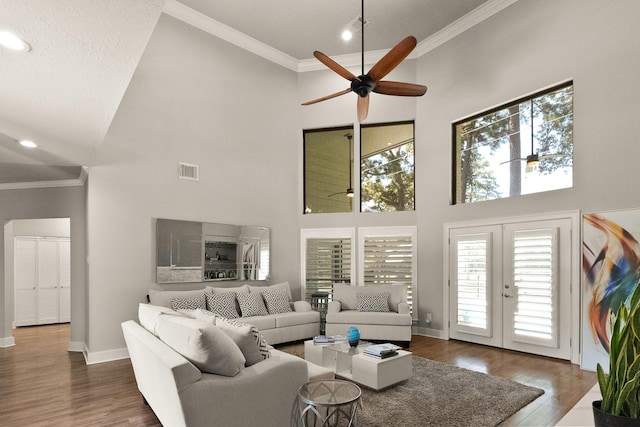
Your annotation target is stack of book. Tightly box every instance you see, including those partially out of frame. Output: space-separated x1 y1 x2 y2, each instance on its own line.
313 335 335 344
364 343 401 359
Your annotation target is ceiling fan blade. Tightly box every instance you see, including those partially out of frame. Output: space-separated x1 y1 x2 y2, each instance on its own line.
374 81 427 97
302 88 352 105
357 95 370 122
314 51 359 82
367 36 417 83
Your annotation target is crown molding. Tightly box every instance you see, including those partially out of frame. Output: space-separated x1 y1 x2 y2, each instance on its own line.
165 0 519 73
0 166 87 191
163 0 299 72
414 0 520 57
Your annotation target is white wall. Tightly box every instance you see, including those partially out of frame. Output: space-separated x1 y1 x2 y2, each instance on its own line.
84 1 640 358
411 0 640 332
86 14 300 356
296 0 640 335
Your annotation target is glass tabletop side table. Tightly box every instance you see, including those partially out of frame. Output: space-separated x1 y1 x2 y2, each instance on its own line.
291 379 362 427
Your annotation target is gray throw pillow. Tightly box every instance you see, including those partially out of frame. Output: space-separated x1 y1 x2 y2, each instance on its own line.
237 293 269 317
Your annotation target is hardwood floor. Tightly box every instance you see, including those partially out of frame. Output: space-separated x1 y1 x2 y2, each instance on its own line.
0 324 596 426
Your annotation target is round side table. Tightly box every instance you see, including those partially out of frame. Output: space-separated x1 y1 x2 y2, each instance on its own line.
291 379 362 427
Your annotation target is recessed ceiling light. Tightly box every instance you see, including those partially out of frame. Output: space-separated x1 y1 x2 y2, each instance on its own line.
0 31 31 52
19 140 38 148
341 30 353 41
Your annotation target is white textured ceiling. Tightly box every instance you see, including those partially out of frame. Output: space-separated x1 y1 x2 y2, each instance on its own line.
0 0 510 186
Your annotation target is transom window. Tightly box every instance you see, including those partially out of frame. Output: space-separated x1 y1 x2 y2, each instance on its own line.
453 82 573 204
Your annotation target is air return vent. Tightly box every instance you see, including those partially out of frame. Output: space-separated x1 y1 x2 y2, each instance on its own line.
178 162 199 181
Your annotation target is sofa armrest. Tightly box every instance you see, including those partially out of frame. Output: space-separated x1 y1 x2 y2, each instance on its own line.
397 302 410 315
180 351 308 427
292 300 312 312
327 300 342 313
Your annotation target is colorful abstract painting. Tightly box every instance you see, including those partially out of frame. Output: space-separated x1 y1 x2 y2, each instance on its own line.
582 210 640 371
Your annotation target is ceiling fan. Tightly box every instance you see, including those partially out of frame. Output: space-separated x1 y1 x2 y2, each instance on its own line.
302 0 427 122
329 133 354 198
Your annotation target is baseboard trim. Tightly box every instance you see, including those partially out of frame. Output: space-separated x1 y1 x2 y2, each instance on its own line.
83 345 130 365
67 341 84 352
412 326 445 339
0 335 16 347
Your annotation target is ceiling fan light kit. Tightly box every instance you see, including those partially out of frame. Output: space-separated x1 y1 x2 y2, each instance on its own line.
302 0 427 122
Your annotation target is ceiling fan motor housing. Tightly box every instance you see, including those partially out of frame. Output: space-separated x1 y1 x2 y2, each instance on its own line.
351 75 376 97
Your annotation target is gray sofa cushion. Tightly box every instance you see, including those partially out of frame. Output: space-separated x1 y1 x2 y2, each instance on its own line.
274 311 321 328
326 310 412 326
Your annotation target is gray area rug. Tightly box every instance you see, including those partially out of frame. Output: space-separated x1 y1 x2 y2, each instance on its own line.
357 356 544 427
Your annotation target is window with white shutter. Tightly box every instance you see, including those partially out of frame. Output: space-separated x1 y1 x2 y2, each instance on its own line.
359 226 417 318
301 229 354 301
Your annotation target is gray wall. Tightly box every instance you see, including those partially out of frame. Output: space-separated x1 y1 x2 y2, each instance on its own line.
80 0 640 358
0 186 86 347
85 14 300 355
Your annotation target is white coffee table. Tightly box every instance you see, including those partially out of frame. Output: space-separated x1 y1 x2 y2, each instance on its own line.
304 340 412 390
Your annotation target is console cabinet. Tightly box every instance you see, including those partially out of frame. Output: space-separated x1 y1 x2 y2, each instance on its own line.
14 237 70 326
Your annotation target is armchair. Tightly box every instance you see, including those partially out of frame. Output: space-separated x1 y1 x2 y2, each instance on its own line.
324 283 412 346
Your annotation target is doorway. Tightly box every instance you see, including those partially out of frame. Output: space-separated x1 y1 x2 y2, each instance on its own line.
446 213 579 361
6 218 71 329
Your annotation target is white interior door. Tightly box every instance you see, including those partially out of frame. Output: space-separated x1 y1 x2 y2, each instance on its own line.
449 218 573 360
15 238 37 326
37 239 59 324
58 239 71 322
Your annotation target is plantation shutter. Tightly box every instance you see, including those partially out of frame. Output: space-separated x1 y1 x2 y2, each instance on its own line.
361 231 415 316
455 235 491 333
510 228 558 347
304 237 352 301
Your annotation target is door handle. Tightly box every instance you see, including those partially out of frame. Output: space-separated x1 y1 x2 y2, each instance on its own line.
502 293 514 298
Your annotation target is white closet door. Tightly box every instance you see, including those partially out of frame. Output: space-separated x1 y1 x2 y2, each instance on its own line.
58 239 71 322
37 239 59 324
15 238 37 326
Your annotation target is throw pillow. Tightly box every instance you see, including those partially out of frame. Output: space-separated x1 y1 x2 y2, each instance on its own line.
205 291 239 318
138 303 184 335
262 288 292 314
236 293 269 317
171 294 206 311
149 288 207 308
195 308 217 324
215 317 271 366
356 292 391 312
155 315 245 376
248 282 292 300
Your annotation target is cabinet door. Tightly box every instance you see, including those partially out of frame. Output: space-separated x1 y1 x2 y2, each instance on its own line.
15 238 37 326
37 239 59 324
58 239 71 322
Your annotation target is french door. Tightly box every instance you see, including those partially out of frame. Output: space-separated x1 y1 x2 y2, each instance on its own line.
449 218 572 360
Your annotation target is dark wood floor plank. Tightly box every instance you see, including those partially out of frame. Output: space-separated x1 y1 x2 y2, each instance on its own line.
0 324 596 426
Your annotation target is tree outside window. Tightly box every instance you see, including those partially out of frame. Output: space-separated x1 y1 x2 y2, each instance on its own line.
453 83 573 204
361 121 415 212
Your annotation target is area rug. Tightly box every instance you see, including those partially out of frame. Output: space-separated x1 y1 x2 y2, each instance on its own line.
356 356 544 427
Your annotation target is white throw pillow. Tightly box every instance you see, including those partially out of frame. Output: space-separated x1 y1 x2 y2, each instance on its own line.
215 317 271 366
148 288 207 308
171 294 206 311
205 291 240 318
138 303 184 335
195 308 217 324
262 289 292 314
237 293 269 317
248 282 292 300
155 315 245 376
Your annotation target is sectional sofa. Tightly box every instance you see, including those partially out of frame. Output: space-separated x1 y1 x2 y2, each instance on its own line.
124 302 332 427
148 281 320 345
